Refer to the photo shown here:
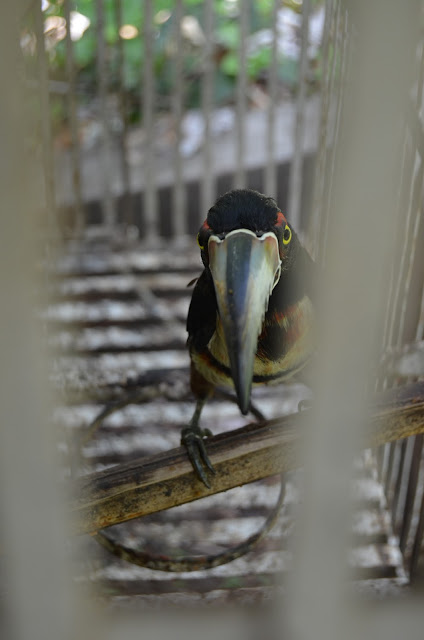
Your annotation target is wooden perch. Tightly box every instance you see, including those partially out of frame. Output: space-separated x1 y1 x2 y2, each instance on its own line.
70 382 424 536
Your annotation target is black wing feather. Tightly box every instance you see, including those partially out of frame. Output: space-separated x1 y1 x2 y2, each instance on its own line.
186 269 217 352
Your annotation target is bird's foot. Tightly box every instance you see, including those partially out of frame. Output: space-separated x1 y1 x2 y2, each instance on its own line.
181 424 215 488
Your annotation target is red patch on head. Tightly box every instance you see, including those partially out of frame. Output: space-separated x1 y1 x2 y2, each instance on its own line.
197 219 212 252
275 211 287 227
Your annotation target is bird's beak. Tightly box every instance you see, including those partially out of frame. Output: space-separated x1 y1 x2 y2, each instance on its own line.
208 229 281 414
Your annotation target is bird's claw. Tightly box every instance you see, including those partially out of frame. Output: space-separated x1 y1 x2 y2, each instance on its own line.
181 425 215 488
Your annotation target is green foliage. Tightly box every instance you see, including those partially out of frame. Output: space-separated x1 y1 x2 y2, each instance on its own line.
220 52 238 78
217 20 240 50
33 0 323 123
248 46 272 79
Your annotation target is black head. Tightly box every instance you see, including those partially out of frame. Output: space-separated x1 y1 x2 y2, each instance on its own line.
197 189 297 270
207 189 279 234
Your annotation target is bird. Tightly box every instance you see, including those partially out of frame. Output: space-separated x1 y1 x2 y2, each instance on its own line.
182 188 316 486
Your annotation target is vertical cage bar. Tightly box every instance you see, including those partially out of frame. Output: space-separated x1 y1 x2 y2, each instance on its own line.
399 434 424 554
201 0 215 219
64 0 84 234
376 445 385 483
287 0 311 232
397 44 424 577
234 0 248 189
288 3 417 634
309 0 335 257
377 53 424 500
415 268 424 340
142 0 158 239
384 44 424 349
322 4 349 250
172 0 186 238
96 0 116 227
411 44 424 342
409 481 424 581
34 1 57 233
396 157 424 344
380 129 414 351
393 435 416 533
0 5 94 637
377 135 416 484
391 439 407 527
317 0 343 263
264 0 279 199
384 441 397 497
115 0 133 227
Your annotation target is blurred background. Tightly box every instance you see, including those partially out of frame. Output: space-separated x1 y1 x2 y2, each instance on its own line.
22 0 325 237
2 0 424 636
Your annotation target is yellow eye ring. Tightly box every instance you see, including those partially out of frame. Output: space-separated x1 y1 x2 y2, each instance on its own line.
197 234 205 250
282 224 292 245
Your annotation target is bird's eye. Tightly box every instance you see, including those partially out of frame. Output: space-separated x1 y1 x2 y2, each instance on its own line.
283 224 292 245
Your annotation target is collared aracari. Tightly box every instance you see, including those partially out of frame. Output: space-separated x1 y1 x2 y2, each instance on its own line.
183 189 316 486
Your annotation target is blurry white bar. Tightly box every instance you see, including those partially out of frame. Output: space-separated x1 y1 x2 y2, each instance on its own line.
264 0 278 199
64 0 84 234
234 0 248 189
0 4 93 638
172 0 186 237
34 0 57 233
287 2 417 639
201 0 215 218
96 0 116 227
142 0 158 240
287 0 310 233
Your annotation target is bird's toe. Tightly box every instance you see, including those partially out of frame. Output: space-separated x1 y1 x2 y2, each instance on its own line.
181 425 215 487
